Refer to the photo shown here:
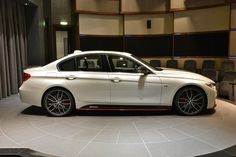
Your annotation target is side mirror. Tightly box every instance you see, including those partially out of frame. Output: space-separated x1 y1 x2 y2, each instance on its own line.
137 66 150 75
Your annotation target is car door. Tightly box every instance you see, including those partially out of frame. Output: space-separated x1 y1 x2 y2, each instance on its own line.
59 54 110 104
107 55 162 105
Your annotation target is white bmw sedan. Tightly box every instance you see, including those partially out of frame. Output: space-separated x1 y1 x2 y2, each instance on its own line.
19 50 216 116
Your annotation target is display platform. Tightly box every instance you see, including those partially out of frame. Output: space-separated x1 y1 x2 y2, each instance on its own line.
0 95 236 157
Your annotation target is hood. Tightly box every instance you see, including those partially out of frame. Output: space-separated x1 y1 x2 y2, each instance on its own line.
156 68 214 83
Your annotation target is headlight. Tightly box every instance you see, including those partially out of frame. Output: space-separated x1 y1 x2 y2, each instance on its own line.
206 82 216 88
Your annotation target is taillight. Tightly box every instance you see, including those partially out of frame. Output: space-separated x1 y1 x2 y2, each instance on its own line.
23 73 31 82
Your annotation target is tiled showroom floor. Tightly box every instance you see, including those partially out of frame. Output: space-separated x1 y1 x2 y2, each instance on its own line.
0 95 236 157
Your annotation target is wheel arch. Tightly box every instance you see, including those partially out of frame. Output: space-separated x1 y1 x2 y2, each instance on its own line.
41 86 76 108
172 84 208 107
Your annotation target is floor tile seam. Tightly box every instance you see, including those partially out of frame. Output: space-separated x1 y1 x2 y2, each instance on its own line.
144 137 192 145
133 122 153 157
90 141 143 145
116 131 120 144
60 124 105 132
172 126 222 151
28 120 82 141
27 117 58 128
75 121 110 157
0 120 21 147
171 126 205 138
65 122 104 130
20 135 47 145
0 120 3 137
191 136 232 155
153 129 171 142
169 127 193 137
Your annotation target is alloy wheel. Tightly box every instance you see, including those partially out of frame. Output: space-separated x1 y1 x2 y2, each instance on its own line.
175 87 206 115
44 89 74 116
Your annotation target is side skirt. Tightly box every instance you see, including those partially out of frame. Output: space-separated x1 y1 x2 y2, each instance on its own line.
78 105 172 111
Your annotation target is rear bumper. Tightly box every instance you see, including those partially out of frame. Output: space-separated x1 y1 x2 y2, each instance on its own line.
19 84 42 107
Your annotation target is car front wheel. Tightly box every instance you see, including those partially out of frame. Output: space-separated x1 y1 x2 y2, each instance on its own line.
43 88 75 117
174 86 207 116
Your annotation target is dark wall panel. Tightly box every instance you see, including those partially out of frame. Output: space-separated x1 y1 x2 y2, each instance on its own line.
174 32 229 56
124 35 173 57
79 32 229 57
80 36 123 51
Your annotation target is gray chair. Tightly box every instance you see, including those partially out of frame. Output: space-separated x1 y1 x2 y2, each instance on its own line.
202 69 217 82
221 61 235 71
166 60 178 69
218 61 235 81
149 60 161 68
201 60 217 81
202 60 215 70
218 72 236 99
184 60 197 73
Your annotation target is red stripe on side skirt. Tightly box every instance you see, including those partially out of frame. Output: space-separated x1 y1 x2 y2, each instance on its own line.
78 107 171 111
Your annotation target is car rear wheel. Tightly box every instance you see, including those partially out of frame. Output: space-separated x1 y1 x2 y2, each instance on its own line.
43 88 75 117
174 86 207 116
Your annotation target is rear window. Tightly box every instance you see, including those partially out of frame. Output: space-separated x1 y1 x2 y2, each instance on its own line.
58 55 104 72
59 58 76 71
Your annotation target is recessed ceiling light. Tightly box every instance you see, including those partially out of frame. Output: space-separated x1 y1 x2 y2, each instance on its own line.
60 21 68 25
24 2 28 6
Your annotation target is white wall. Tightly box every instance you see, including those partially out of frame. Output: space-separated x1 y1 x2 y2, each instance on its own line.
124 14 173 35
56 31 68 59
79 14 123 35
174 6 229 33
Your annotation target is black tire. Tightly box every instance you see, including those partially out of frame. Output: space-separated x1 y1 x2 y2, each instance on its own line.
42 88 75 117
174 86 207 116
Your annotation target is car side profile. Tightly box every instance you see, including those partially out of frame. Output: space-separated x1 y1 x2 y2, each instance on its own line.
19 50 217 116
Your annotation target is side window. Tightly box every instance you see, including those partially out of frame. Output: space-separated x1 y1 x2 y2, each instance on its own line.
76 55 103 72
59 58 76 71
108 55 140 73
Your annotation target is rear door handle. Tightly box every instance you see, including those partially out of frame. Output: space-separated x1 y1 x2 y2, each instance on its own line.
111 77 121 83
65 75 76 80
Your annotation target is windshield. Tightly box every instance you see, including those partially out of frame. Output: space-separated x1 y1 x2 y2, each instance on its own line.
131 55 163 71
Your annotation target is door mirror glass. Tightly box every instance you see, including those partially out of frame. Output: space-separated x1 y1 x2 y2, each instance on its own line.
137 66 150 75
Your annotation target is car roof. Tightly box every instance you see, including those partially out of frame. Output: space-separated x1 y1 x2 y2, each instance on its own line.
70 50 132 57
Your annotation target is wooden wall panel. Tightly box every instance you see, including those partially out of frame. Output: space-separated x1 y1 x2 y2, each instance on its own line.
231 3 236 28
75 0 119 13
230 31 236 56
124 14 173 35
121 0 168 13
174 6 229 33
171 0 225 10
79 14 123 35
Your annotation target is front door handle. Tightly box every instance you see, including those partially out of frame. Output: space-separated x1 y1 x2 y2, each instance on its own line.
65 75 76 80
111 77 121 83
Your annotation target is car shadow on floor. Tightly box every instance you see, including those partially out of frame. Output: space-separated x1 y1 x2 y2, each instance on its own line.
21 106 216 117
